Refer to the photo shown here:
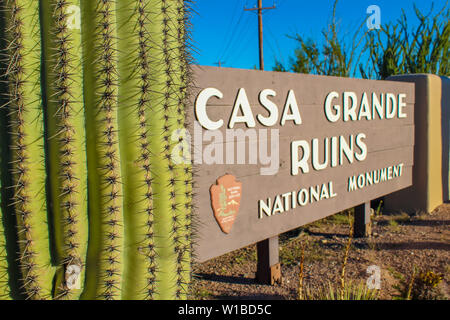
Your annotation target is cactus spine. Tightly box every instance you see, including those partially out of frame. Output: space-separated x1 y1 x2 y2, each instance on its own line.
145 0 180 300
116 0 157 300
0 6 15 300
81 0 124 300
4 0 55 299
41 0 89 299
0 0 192 300
173 0 193 299
162 0 192 299
0 165 9 299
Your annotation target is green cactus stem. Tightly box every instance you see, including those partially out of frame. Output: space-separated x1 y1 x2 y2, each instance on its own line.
81 0 125 300
141 0 176 300
117 0 157 300
41 0 88 299
0 4 10 300
173 0 194 299
4 0 55 300
0 106 22 300
164 0 192 299
0 0 193 300
0 168 9 299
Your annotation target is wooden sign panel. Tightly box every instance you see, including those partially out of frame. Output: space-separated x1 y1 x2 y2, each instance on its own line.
188 65 415 262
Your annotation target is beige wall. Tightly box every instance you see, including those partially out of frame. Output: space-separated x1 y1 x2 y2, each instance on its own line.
385 74 449 213
442 76 450 203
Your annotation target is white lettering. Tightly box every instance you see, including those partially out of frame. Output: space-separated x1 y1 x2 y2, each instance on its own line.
195 88 224 130
291 140 310 175
229 88 256 128
280 90 302 125
257 89 278 126
324 91 340 122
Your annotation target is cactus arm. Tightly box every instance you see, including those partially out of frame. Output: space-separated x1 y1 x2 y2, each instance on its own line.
116 0 157 300
4 0 55 299
81 0 124 300
40 0 89 299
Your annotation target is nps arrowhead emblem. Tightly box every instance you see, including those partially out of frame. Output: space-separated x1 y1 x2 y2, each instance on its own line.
210 174 242 234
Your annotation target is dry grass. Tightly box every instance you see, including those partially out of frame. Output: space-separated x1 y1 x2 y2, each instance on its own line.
189 204 450 300
296 213 379 300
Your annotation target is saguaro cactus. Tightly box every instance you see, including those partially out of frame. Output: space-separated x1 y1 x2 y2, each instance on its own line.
0 0 192 300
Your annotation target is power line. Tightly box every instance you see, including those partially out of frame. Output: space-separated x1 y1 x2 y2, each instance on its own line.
222 13 253 65
227 17 256 66
218 3 247 64
266 22 286 69
220 13 252 65
216 0 241 60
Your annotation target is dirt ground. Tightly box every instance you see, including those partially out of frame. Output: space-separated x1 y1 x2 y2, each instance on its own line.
189 203 450 300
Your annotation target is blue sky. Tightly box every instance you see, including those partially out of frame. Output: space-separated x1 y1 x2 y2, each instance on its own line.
190 0 448 71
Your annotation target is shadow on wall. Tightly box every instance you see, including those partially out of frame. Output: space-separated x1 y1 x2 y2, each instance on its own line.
442 76 450 203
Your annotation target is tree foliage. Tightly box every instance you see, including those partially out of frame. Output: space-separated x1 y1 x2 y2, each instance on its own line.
274 1 449 79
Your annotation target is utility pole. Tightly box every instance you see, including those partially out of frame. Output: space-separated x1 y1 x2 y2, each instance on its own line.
214 61 225 68
244 0 276 71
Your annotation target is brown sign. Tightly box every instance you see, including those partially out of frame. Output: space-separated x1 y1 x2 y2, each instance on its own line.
188 65 415 262
210 174 242 234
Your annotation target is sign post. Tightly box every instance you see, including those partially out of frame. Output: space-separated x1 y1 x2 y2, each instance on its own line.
256 236 281 285
189 65 415 278
354 202 371 237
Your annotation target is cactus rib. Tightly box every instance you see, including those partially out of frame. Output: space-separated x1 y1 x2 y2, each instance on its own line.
0 168 10 299
145 0 177 300
0 3 10 300
82 0 124 300
0 0 193 300
41 0 88 299
163 0 191 299
173 0 193 299
117 0 157 300
4 0 55 300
